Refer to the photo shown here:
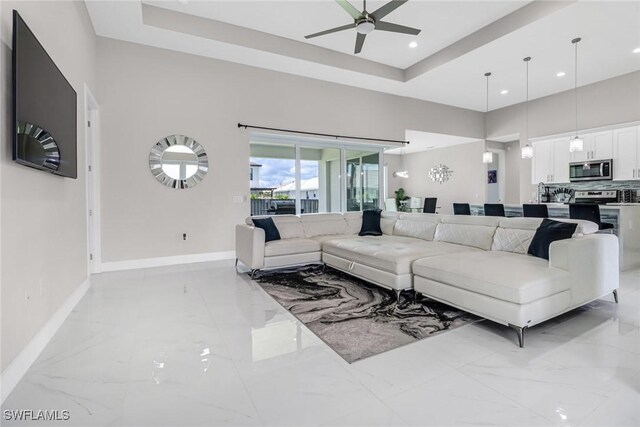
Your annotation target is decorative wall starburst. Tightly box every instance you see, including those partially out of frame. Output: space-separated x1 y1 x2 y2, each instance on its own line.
429 164 454 184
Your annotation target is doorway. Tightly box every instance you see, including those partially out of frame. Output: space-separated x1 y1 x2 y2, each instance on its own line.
486 149 506 204
85 85 101 274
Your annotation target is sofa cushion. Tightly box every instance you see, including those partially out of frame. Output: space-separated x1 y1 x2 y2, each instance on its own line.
498 217 597 236
440 215 502 227
310 234 358 243
247 215 304 239
528 219 577 260
323 237 479 275
412 251 570 304
301 213 347 238
344 212 362 235
252 217 281 242
393 213 441 241
264 238 321 257
359 209 383 236
381 212 399 235
491 228 535 254
434 223 497 250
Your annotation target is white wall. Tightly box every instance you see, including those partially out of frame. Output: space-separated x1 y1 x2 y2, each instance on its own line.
0 1 97 371
97 38 485 263
504 140 521 204
387 140 487 214
488 71 640 203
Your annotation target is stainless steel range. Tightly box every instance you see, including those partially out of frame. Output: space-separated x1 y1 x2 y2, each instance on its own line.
573 190 618 205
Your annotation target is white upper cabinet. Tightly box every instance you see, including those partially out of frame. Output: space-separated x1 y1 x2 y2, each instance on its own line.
570 130 613 162
532 140 553 184
552 138 571 183
593 131 614 160
613 126 640 180
532 124 639 184
531 138 570 184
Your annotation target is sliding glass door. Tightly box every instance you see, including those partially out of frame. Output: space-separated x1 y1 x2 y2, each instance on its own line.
249 135 383 215
346 150 380 212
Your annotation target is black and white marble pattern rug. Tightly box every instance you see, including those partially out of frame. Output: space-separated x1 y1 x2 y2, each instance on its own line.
254 266 481 363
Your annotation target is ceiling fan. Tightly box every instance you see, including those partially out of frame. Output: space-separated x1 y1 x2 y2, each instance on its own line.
305 0 421 54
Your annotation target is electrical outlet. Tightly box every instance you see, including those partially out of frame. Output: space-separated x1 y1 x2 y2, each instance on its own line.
183 233 187 241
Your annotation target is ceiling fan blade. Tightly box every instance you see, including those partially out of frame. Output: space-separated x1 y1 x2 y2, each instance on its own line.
375 20 421 35
305 23 355 39
355 32 366 54
336 0 362 20
371 0 408 20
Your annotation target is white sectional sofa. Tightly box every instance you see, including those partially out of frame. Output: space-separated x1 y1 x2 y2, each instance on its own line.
235 212 619 347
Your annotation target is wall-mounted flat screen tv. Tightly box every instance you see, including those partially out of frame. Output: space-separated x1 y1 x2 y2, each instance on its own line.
12 10 77 178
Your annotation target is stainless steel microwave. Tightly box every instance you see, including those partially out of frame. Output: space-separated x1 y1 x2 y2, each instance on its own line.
569 159 613 182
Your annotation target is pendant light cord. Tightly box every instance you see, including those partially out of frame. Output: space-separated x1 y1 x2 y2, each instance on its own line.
573 38 581 137
484 72 491 139
524 57 530 141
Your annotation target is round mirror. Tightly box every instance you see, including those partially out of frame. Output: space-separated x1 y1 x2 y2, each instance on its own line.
149 134 208 189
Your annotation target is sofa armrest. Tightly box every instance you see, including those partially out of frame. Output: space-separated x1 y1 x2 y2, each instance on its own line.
549 234 619 305
235 224 265 270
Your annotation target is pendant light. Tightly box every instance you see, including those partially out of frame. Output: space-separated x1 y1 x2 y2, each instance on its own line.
521 57 534 159
569 37 584 153
482 72 494 164
393 143 409 178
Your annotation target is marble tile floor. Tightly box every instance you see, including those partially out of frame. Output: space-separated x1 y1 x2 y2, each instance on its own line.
2 261 639 427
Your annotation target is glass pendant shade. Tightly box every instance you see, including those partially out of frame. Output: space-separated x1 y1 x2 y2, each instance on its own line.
482 151 494 164
569 136 584 153
521 144 533 159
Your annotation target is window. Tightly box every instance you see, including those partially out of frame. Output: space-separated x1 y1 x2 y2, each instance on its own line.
249 135 384 215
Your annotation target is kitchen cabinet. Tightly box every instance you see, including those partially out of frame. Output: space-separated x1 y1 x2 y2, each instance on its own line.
613 126 640 180
552 138 570 183
570 130 613 162
531 138 570 184
532 140 552 184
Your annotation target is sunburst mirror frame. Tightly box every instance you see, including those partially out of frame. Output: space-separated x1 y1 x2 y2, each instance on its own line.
149 134 208 189
17 121 61 171
429 164 454 184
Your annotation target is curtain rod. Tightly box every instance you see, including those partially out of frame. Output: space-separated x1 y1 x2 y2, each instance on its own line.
237 123 409 145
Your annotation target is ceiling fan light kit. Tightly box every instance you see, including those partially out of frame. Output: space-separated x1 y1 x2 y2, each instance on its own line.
305 0 421 54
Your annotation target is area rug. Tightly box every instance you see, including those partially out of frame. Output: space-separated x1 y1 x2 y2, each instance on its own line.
254 266 481 363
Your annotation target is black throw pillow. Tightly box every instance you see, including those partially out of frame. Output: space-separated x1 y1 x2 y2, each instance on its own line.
252 217 281 242
528 218 577 260
359 209 383 236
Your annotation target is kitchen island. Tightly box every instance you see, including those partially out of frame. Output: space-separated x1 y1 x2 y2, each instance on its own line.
470 203 640 271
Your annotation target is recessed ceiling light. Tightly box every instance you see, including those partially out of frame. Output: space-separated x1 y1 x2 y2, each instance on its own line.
408 41 418 48
556 71 566 77
633 47 640 54
500 90 508 95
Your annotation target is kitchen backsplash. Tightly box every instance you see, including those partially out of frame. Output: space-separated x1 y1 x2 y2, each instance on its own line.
537 180 640 203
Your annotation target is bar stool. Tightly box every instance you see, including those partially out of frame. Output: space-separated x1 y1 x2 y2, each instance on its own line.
453 203 471 215
569 204 615 233
484 203 505 217
423 198 437 214
523 204 549 218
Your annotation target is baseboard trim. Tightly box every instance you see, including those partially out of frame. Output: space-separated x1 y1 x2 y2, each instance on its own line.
0 277 91 404
100 251 236 272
